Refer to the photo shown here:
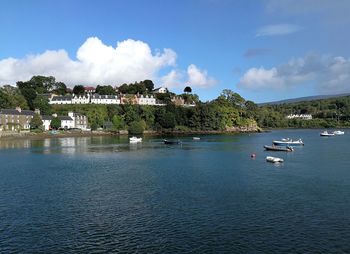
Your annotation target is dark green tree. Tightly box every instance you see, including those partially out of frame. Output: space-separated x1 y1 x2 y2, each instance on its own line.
128 120 145 134
143 80 155 92
95 85 116 95
33 95 51 115
53 82 67 95
50 117 61 129
184 86 192 93
30 114 43 130
73 85 85 95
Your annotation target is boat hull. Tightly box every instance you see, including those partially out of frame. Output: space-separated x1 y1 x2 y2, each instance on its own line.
272 141 304 146
264 145 293 152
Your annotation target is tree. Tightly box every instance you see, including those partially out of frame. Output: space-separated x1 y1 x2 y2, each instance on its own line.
73 85 85 95
142 80 155 92
30 114 43 130
128 120 145 134
184 86 192 93
30 75 56 93
95 85 116 95
53 82 67 95
33 95 51 115
159 112 176 129
50 117 61 129
17 81 37 109
112 115 125 130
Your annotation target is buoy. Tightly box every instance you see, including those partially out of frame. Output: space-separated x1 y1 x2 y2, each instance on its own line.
251 153 256 158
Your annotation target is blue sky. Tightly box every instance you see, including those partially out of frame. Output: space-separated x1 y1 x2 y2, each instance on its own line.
1 0 350 103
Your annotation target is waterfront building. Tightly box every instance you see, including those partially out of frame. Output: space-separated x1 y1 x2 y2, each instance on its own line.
137 95 156 105
91 94 120 104
0 107 36 131
286 114 313 120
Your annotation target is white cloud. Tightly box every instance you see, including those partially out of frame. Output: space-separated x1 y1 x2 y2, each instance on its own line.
237 54 350 94
0 37 217 90
0 37 177 86
186 64 217 88
256 24 302 37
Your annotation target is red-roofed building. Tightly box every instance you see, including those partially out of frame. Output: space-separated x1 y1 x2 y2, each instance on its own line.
84 86 96 93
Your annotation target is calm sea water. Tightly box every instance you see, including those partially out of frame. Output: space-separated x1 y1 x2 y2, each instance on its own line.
1 130 350 253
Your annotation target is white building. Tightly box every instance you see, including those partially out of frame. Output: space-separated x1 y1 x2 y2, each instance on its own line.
72 94 90 104
152 87 168 94
49 95 72 105
91 94 120 104
68 112 89 130
286 114 313 120
137 95 156 105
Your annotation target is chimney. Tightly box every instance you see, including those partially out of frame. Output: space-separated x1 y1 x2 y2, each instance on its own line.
34 108 40 115
15 106 21 113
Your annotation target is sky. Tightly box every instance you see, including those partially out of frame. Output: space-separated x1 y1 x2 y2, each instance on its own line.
1 0 350 103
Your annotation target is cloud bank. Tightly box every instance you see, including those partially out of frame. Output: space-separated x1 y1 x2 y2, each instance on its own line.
237 54 350 94
256 24 302 37
0 37 216 89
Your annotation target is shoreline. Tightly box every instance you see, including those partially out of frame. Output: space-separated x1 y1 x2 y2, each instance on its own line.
0 127 261 141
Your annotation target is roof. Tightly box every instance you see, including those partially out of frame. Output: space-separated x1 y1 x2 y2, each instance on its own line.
84 86 95 90
58 116 73 121
91 94 118 99
51 96 72 101
41 115 53 120
0 109 35 116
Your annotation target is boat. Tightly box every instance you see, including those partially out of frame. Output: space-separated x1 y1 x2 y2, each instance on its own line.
163 139 181 145
320 131 334 137
333 130 345 135
129 136 142 143
264 145 293 152
266 156 284 163
272 138 304 146
192 137 201 140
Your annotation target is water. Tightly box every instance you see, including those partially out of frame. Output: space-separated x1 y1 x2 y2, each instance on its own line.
1 130 350 253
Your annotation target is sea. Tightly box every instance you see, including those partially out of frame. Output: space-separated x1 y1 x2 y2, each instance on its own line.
1 129 350 253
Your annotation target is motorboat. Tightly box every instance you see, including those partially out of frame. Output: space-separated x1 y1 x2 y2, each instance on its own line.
266 156 284 163
163 139 181 145
320 131 334 137
333 130 345 135
192 137 201 140
264 145 293 152
272 138 304 146
129 136 142 143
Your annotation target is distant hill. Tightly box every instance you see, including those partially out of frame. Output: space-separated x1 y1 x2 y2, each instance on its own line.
260 93 350 106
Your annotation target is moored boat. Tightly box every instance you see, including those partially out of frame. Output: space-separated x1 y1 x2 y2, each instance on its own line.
320 131 334 137
192 137 201 140
266 156 284 163
163 139 182 145
272 138 304 146
129 136 142 143
264 145 293 152
333 130 345 135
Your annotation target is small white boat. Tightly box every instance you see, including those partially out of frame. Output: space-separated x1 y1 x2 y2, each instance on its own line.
273 138 304 146
333 130 345 135
266 156 284 163
193 137 201 140
129 136 142 143
320 131 334 137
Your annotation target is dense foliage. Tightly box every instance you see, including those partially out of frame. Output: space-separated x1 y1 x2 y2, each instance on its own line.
255 96 350 128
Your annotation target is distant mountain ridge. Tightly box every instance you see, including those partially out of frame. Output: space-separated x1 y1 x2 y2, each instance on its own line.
260 93 350 105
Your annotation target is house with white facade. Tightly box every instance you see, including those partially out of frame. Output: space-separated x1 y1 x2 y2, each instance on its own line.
152 87 168 94
286 114 313 120
49 95 73 105
68 112 88 130
72 94 90 104
137 95 156 105
91 94 120 104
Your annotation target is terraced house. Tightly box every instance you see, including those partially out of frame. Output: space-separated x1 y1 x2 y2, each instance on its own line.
0 107 39 131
